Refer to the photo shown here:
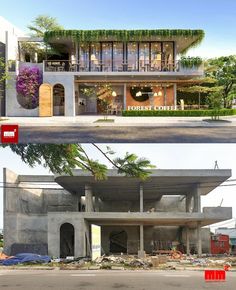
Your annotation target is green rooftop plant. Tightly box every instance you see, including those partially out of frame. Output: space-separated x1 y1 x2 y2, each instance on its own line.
44 29 205 53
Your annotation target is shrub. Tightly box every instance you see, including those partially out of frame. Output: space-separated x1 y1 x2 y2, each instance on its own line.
180 56 203 69
122 109 236 117
16 66 43 109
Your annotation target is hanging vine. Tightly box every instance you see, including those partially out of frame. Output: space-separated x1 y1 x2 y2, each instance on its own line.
44 29 205 53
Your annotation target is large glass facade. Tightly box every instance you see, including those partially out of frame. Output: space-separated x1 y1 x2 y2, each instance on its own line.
113 42 124 72
102 42 112 72
79 44 90 71
139 43 150 72
127 42 138 71
150 43 162 71
77 41 174 72
162 42 174 71
90 43 101 71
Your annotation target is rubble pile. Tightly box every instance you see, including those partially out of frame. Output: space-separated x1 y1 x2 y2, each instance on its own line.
1 250 236 270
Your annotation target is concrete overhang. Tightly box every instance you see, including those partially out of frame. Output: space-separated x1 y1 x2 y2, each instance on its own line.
55 169 231 200
72 72 203 83
18 37 44 42
48 208 232 227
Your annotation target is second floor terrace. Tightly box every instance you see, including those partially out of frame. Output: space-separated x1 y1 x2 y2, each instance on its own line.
16 29 205 76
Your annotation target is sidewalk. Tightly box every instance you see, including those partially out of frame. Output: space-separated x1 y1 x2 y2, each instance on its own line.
1 115 236 127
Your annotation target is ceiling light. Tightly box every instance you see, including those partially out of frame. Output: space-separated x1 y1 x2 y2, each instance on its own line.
136 91 142 97
112 91 117 97
153 92 158 97
158 91 163 96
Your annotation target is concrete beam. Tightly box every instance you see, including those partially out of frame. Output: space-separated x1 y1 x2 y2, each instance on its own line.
18 175 55 183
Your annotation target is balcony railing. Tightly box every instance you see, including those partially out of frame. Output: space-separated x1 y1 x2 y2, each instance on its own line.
44 60 203 73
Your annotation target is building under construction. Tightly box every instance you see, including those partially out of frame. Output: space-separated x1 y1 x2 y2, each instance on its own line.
3 168 232 258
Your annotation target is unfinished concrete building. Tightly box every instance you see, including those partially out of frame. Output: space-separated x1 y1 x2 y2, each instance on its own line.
3 168 232 257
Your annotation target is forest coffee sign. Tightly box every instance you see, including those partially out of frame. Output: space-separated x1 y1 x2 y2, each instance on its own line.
127 106 177 111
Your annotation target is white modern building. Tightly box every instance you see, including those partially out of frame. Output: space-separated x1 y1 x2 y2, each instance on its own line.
0 16 205 117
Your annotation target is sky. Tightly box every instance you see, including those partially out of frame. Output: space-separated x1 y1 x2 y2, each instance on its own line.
0 0 236 57
0 144 236 231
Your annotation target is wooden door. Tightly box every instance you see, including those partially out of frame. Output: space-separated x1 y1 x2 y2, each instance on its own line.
39 84 53 117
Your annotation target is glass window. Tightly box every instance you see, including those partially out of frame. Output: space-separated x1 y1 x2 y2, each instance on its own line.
127 42 138 71
162 42 174 71
79 44 89 72
151 43 161 71
102 42 112 72
90 43 101 72
139 43 150 72
113 42 123 72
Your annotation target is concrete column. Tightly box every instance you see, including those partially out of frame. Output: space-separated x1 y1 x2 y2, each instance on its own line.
123 83 127 110
75 42 79 65
94 195 99 212
140 183 143 212
193 185 201 213
173 84 177 108
186 226 190 255
64 76 76 116
138 225 145 258
164 86 167 107
196 222 202 257
85 184 93 212
75 218 87 257
185 194 192 213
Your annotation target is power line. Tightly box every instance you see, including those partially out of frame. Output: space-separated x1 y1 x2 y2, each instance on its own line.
0 182 236 191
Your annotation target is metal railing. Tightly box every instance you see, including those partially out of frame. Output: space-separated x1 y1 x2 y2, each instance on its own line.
44 60 203 73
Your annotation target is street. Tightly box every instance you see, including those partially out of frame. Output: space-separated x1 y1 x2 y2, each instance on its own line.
18 126 236 143
0 270 235 290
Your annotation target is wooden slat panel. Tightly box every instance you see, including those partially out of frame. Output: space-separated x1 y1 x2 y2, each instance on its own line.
39 84 52 117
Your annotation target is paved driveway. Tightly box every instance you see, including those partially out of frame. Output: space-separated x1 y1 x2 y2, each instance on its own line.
0 269 235 290
18 126 236 143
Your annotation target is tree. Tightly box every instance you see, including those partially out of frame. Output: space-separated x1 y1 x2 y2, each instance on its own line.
0 57 10 116
177 83 219 109
0 57 8 87
0 144 155 181
207 90 223 120
28 15 63 37
23 15 64 61
205 56 236 108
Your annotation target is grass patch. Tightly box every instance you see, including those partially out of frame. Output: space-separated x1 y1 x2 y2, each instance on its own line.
122 109 236 117
94 119 115 123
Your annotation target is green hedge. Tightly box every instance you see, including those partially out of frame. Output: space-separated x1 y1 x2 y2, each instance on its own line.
122 109 236 117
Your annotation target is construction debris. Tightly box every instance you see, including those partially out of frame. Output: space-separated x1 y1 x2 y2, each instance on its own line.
0 250 236 270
